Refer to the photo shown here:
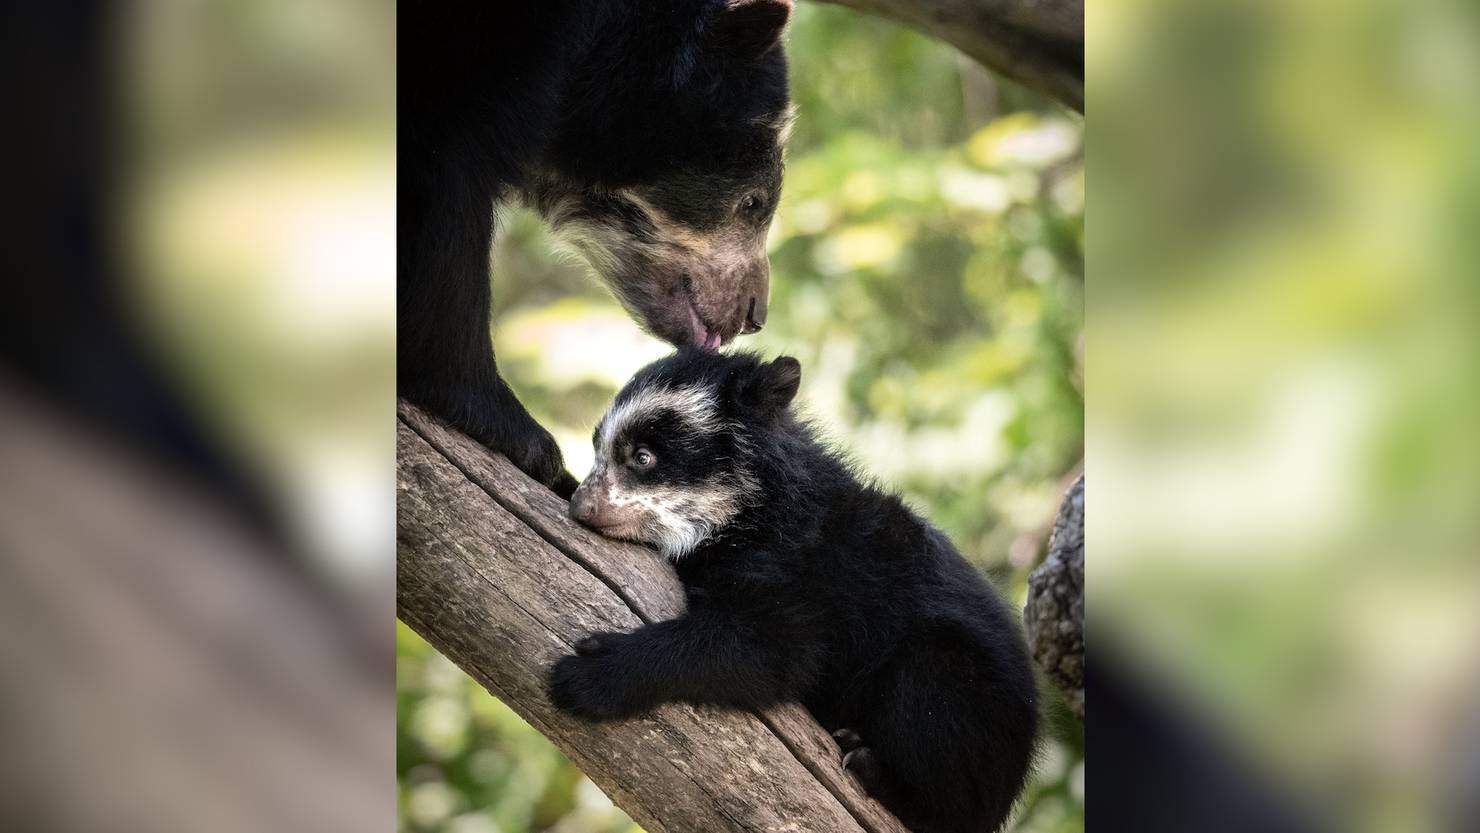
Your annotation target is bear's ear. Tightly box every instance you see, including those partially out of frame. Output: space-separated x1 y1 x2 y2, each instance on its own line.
712 0 793 61
732 355 801 418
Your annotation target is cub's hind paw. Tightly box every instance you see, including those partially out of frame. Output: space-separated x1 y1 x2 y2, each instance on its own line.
842 746 885 795
831 728 865 756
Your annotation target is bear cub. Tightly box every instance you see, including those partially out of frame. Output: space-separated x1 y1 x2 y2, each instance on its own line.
549 350 1038 833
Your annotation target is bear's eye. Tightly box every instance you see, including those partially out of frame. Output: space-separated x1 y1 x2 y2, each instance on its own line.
631 447 656 470
738 193 766 217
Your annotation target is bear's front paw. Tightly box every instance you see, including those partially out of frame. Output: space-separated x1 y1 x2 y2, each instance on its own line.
547 638 640 721
831 728 865 755
499 418 578 499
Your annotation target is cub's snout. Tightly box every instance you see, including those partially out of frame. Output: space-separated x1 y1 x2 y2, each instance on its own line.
562 473 615 532
568 479 605 527
569 462 678 554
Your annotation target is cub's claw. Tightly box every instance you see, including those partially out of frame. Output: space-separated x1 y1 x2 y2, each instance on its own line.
831 728 865 755
842 746 885 795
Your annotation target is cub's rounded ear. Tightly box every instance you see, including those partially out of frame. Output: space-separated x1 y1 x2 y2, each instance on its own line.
712 0 793 61
733 355 801 417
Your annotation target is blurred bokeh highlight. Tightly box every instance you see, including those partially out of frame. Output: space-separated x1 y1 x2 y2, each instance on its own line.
396 6 1084 833
1091 0 1480 830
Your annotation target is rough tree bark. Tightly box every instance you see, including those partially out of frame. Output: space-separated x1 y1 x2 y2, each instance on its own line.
1024 475 1084 717
813 0 1084 112
397 401 910 833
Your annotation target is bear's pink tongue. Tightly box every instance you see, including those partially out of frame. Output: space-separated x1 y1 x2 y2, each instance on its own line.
686 304 715 350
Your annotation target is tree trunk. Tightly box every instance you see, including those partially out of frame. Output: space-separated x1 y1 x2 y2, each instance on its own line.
1024 475 1084 717
396 401 909 833
813 0 1083 112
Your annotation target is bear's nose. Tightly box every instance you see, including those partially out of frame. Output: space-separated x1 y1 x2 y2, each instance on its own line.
742 296 767 334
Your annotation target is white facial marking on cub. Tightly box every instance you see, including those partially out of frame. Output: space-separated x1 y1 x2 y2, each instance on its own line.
596 385 720 460
639 479 754 559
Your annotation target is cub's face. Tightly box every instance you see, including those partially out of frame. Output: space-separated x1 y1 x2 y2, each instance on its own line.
569 352 802 559
569 382 755 559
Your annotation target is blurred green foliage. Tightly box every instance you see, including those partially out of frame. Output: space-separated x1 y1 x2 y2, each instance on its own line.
1091 1 1480 830
399 6 1083 832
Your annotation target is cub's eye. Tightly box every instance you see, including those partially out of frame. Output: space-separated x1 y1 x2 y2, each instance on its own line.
632 447 656 470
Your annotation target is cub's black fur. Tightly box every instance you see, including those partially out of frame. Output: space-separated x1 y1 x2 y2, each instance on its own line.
399 2 793 497
550 350 1039 833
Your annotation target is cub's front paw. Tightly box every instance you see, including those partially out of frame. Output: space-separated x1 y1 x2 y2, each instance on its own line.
546 633 639 721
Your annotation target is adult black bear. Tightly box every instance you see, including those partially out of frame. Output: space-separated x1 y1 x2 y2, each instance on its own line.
552 350 1040 833
399 1 794 497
